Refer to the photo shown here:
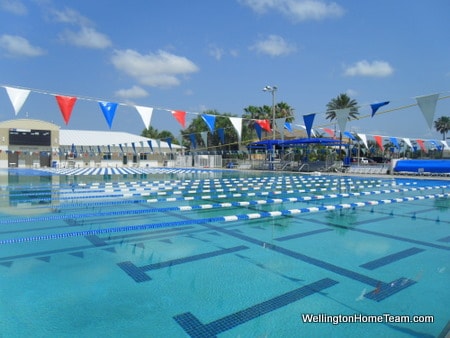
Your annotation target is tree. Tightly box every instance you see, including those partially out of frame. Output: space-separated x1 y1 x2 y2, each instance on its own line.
325 93 359 160
242 102 295 141
325 93 359 121
180 110 241 152
141 126 178 144
434 116 450 140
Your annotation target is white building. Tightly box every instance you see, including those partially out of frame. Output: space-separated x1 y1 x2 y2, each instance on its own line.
0 119 183 169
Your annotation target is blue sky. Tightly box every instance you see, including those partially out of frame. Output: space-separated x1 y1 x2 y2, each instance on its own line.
0 0 449 141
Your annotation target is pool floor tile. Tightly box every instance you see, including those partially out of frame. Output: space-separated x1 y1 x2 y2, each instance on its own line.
174 278 339 337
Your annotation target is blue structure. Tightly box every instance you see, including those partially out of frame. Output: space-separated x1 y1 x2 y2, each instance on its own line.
394 159 450 174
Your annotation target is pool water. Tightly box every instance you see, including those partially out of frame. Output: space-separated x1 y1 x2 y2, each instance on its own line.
0 169 449 337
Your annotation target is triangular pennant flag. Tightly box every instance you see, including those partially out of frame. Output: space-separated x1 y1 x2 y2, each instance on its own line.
4 86 31 115
256 119 271 132
200 131 208 147
303 114 315 138
98 101 118 129
343 131 356 140
166 137 172 151
374 135 384 151
171 110 186 128
323 128 335 138
390 137 400 149
275 117 286 140
357 133 368 149
156 139 161 152
189 134 197 149
135 106 154 130
370 101 390 117
147 140 153 152
201 114 216 133
131 142 137 154
416 139 427 152
284 122 293 133
403 138 413 149
336 108 350 134
55 95 77 125
254 123 262 140
229 117 242 142
217 128 225 144
415 93 439 129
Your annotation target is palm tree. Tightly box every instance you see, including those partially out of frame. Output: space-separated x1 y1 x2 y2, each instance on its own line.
326 93 359 160
434 116 450 140
326 93 359 121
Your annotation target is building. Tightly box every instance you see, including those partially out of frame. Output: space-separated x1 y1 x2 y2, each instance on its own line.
0 119 183 169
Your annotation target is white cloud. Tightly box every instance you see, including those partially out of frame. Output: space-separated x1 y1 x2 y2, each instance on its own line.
344 60 394 77
51 7 112 49
346 89 358 97
60 26 112 49
208 44 225 60
50 7 91 26
0 0 27 15
239 0 344 22
111 49 199 87
115 85 149 99
0 34 45 57
250 34 296 56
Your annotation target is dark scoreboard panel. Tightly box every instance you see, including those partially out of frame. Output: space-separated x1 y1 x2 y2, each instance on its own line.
9 128 51 146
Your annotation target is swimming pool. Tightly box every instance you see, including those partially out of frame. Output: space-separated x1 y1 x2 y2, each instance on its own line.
0 168 448 337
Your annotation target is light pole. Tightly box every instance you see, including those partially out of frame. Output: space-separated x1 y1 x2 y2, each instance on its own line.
263 85 277 170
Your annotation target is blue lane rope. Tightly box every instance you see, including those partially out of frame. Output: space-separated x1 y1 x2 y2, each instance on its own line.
0 184 447 225
1 192 448 245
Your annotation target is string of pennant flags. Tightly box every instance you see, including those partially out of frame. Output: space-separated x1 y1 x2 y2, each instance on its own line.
1 84 449 152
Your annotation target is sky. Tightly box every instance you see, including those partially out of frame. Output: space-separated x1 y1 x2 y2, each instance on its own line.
0 0 449 142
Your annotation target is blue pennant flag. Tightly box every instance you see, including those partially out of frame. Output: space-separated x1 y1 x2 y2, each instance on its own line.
201 114 216 133
284 122 293 133
99 101 118 129
189 134 197 149
254 123 262 140
390 137 400 149
343 131 356 140
217 128 225 144
370 101 389 117
147 140 153 152
303 114 315 138
166 137 172 151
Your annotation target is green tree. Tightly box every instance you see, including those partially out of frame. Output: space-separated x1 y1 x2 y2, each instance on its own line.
242 102 295 141
434 116 450 140
325 93 359 160
181 110 241 152
325 93 359 121
141 126 178 144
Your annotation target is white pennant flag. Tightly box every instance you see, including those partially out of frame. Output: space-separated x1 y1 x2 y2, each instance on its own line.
4 86 30 115
135 105 154 129
415 93 439 129
275 117 286 140
403 138 413 149
357 133 368 149
336 108 350 134
200 131 208 147
229 117 242 142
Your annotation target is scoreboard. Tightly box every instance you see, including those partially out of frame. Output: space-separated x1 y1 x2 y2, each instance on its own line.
9 128 51 146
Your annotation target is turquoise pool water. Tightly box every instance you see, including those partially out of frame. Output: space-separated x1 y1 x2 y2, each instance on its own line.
0 168 449 337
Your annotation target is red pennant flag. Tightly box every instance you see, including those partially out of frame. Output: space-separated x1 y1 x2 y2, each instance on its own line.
374 135 384 151
171 110 186 128
416 139 427 152
55 95 77 125
323 128 335 138
256 119 271 132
